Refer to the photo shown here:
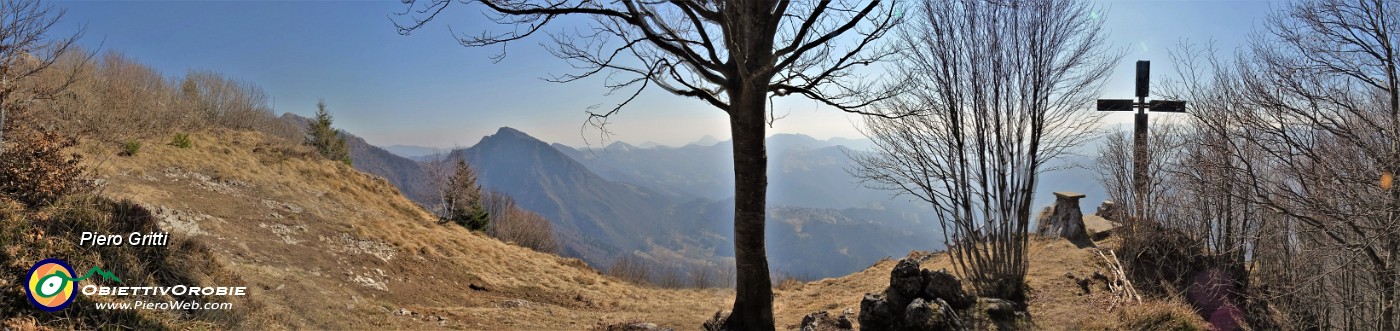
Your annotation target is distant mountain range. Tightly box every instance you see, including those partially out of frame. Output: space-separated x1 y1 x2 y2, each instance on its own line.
332 121 1104 279
382 145 444 159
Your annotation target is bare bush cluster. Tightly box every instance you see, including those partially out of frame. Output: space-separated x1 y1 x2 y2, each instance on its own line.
17 50 294 145
487 198 560 254
605 253 736 289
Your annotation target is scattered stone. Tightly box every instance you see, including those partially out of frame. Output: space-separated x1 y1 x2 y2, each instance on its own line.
979 297 1020 319
798 311 854 331
1035 191 1095 248
320 232 397 262
268 223 307 245
700 310 729 331
147 205 211 236
598 321 671 331
499 299 530 309
352 273 388 291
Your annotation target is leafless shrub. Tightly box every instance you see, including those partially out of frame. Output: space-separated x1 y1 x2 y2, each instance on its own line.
769 269 814 291
607 254 651 285
688 263 722 289
489 207 559 254
18 50 286 147
652 265 685 289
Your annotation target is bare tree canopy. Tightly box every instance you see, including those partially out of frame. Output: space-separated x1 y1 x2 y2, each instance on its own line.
393 1 910 329
1108 0 1400 328
0 0 87 150
852 0 1119 303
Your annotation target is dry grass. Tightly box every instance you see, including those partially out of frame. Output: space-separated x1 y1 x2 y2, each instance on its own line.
1074 299 1211 331
65 129 1211 330
84 129 730 329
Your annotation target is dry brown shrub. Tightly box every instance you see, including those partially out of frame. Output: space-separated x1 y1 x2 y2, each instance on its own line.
1117 220 1208 297
489 207 560 253
0 129 89 207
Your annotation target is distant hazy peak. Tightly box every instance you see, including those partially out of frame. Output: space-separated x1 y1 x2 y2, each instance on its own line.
605 141 636 152
494 126 532 138
691 135 721 146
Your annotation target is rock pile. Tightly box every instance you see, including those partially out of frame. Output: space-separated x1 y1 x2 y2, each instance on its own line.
1035 191 1094 248
859 258 972 330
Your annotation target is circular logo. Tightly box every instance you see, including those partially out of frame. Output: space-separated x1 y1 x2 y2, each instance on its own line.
25 258 76 312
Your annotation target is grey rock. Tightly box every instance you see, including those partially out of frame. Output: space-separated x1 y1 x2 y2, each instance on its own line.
858 293 895 330
798 311 854 331
922 268 973 310
979 297 1020 319
887 258 924 308
903 298 961 330
1095 200 1127 223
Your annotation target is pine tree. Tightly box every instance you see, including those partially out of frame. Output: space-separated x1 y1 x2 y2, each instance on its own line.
305 99 351 166
444 159 489 230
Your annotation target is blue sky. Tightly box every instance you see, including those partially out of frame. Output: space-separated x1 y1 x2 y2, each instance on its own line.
50 0 1276 148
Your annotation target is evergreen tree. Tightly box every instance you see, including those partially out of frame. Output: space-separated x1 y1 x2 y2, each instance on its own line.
305 99 351 166
444 159 489 230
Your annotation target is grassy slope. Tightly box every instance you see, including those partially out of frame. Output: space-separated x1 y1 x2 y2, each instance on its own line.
82 129 1204 330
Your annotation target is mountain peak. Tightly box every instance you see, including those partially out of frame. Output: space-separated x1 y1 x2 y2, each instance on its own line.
691 135 721 146
495 126 532 138
605 141 636 152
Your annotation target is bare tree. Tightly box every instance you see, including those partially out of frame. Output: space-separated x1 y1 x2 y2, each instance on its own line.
393 1 908 328
851 0 1118 302
0 0 86 150
1095 119 1186 224
420 148 457 219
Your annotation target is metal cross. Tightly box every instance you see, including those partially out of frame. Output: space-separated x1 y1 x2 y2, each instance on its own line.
1095 60 1186 221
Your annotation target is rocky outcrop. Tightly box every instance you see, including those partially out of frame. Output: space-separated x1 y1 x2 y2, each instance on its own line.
1035 192 1095 248
859 258 971 330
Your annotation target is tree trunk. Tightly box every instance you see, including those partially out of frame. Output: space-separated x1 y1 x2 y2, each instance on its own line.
723 82 774 331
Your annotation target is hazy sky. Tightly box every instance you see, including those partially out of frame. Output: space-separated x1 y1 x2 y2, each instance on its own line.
50 0 1275 148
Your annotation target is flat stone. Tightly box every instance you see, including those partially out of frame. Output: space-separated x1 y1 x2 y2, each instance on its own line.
1083 214 1120 236
1053 191 1086 199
